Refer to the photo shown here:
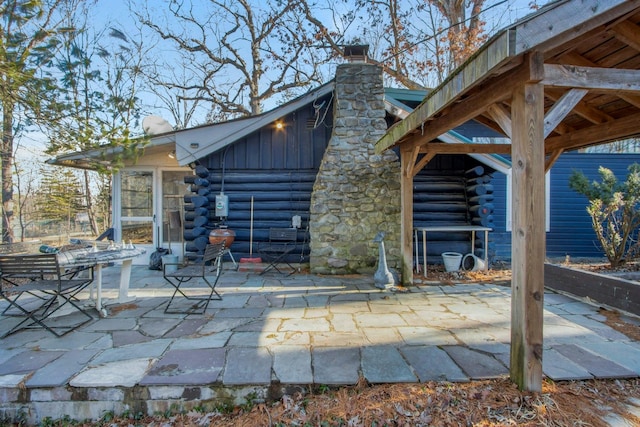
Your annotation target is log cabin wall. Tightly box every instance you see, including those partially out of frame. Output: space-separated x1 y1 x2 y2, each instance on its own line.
413 155 495 265
181 94 334 261
179 67 500 269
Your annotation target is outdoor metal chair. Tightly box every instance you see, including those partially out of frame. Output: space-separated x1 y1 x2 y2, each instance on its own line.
0 253 94 338
163 242 225 314
258 228 298 275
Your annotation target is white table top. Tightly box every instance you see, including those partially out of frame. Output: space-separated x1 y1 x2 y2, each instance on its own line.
58 247 146 267
414 225 492 232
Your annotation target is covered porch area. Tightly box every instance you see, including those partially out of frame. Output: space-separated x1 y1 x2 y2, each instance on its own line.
375 0 640 390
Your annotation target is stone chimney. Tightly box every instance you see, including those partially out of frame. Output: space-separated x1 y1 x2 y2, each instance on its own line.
309 63 401 274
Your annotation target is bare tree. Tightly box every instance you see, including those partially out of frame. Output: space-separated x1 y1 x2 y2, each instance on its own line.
143 56 208 129
305 0 534 89
12 156 37 242
136 0 328 120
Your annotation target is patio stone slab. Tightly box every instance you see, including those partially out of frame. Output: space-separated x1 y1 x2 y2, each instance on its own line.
163 318 209 338
442 346 509 379
401 346 468 382
84 317 137 332
313 347 360 385
138 318 182 336
554 344 637 378
35 331 106 351
0 350 64 376
26 349 100 387
355 313 407 327
0 374 27 388
362 327 401 345
280 318 331 332
563 314 631 341
543 348 593 381
215 307 264 318
70 358 154 387
312 331 365 347
223 347 272 385
140 348 225 385
397 326 458 346
90 340 171 365
272 346 313 384
233 317 282 332
170 332 232 350
579 341 640 373
361 346 417 383
112 330 153 347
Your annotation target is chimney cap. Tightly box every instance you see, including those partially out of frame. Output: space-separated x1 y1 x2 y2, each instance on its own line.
343 44 369 62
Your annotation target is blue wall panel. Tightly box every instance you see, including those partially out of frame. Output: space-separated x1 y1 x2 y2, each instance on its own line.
489 153 640 262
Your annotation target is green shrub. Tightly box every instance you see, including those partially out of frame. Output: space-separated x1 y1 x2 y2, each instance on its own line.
568 163 640 267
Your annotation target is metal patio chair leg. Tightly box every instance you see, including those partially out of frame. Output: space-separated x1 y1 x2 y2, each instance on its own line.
163 242 225 314
0 254 94 338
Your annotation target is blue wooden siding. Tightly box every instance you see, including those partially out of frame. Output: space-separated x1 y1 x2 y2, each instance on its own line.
489 153 640 261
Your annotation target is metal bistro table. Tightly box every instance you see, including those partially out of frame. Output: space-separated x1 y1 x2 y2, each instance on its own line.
413 225 491 278
59 247 146 316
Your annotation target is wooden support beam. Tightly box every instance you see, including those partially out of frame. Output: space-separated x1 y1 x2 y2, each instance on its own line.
377 56 531 153
544 89 589 136
545 88 611 126
510 77 545 392
543 64 640 93
487 103 513 138
559 51 640 109
545 149 564 172
419 143 512 154
400 147 414 286
546 112 640 152
405 146 420 178
412 152 436 177
612 20 640 52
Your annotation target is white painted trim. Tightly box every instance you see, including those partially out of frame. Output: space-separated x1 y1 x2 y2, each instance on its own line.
112 165 192 264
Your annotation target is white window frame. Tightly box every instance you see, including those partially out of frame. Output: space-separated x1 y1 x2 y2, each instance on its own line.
506 169 550 232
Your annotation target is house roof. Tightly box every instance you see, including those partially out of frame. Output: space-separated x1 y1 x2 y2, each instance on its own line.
47 136 174 171
376 0 640 165
384 89 512 173
51 80 512 171
47 83 336 169
173 82 336 166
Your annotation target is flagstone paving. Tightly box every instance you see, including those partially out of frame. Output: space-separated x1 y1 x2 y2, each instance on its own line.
0 264 639 423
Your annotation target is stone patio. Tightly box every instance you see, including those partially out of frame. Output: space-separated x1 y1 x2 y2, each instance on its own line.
1 263 639 423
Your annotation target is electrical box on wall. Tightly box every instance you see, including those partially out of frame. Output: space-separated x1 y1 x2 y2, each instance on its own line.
215 193 229 218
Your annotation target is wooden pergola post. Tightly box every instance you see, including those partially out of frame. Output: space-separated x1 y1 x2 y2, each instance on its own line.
510 59 546 391
400 146 414 285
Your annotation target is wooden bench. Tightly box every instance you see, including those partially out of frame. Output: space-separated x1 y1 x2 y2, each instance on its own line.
0 253 94 338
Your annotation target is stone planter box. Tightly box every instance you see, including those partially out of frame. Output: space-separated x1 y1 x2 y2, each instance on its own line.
544 263 640 316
